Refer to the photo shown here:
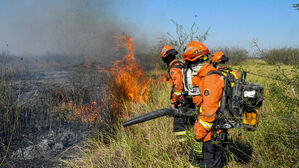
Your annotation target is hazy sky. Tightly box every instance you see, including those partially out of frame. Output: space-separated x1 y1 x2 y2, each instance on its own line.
0 0 298 56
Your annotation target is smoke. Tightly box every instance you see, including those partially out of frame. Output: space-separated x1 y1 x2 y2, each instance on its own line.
0 0 151 63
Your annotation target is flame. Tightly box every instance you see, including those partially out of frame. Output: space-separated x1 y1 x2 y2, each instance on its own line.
57 90 102 123
83 61 92 68
97 34 149 120
64 100 102 122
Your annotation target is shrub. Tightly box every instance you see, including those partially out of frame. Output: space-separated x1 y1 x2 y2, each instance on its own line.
261 47 299 65
159 19 209 60
211 47 249 65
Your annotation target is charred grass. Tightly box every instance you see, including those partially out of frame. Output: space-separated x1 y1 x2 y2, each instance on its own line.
0 57 108 167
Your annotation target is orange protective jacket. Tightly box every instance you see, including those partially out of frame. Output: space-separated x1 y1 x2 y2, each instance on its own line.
192 63 225 142
168 60 184 104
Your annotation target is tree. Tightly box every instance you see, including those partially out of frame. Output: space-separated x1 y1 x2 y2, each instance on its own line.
159 17 210 60
144 17 210 69
293 3 299 10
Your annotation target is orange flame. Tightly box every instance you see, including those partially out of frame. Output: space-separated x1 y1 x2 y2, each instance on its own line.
66 100 102 122
97 34 149 120
57 90 102 123
83 61 91 68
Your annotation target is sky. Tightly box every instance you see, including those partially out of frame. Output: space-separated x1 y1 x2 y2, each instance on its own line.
0 0 298 56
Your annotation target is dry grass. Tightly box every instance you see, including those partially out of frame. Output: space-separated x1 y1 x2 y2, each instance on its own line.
61 82 193 167
62 60 298 168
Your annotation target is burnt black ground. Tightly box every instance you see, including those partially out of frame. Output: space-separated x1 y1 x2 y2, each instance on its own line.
0 62 108 168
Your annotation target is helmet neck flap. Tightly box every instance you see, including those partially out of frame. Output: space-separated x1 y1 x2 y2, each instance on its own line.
162 49 178 66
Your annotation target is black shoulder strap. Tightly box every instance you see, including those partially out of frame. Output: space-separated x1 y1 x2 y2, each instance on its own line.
170 61 183 69
205 70 224 77
173 64 183 68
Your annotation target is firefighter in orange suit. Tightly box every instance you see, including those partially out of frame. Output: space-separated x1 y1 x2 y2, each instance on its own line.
160 45 186 142
182 42 225 168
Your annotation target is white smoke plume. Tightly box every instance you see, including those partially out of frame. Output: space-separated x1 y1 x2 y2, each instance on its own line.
0 0 152 63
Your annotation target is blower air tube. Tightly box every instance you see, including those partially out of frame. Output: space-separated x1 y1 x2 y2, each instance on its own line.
122 108 184 127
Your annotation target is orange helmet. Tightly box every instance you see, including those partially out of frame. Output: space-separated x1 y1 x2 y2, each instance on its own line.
160 45 173 58
160 45 178 64
182 41 210 62
211 51 229 64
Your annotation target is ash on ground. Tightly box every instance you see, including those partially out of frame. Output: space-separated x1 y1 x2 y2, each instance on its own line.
0 60 112 168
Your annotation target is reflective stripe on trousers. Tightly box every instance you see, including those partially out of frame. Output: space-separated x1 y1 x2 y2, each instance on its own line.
175 130 187 142
199 119 213 130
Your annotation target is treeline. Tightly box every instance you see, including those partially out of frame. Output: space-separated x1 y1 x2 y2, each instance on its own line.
144 46 250 68
141 19 298 68
210 47 248 65
260 47 299 65
214 47 299 65
144 46 299 68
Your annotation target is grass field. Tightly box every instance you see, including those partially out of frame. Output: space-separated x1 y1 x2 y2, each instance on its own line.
63 60 298 168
